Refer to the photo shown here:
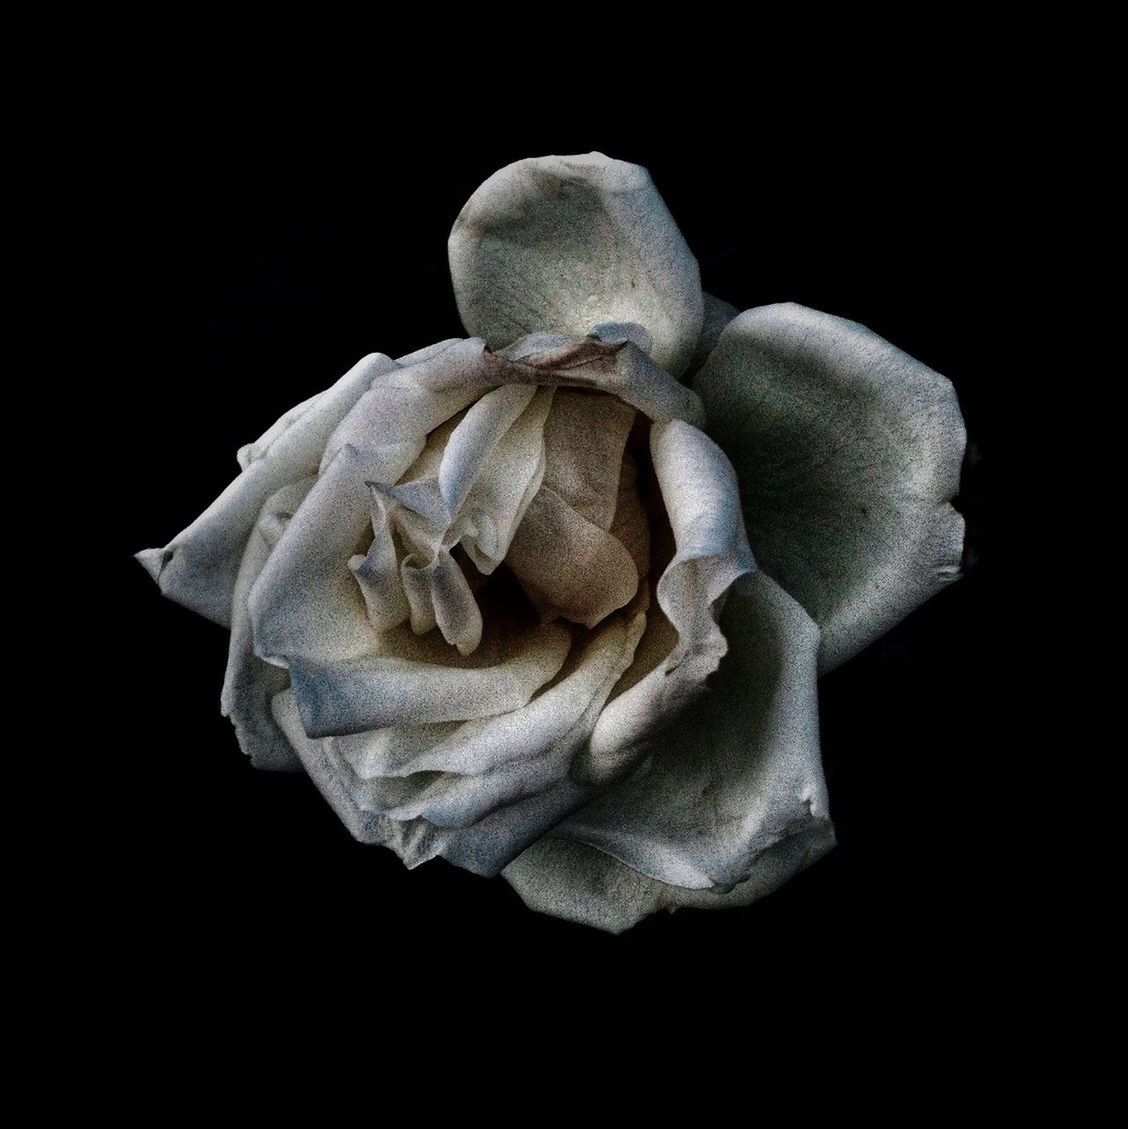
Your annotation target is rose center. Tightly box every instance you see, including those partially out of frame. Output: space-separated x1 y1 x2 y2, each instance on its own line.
348 387 652 658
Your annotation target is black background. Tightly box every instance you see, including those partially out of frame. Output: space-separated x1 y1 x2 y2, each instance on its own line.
96 59 1017 1006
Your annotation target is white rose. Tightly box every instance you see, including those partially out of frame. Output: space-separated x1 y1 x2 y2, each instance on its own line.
138 153 966 933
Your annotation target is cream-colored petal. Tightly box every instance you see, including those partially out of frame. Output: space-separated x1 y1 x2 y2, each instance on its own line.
272 690 592 877
220 477 315 771
503 827 835 936
347 497 410 635
248 444 410 667
137 352 396 626
506 486 640 629
449 153 703 375
505 572 834 929
287 621 572 738
539 390 636 530
383 612 644 828
400 548 483 656
455 387 554 573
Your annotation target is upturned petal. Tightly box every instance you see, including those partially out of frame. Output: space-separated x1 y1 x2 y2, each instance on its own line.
504 571 835 930
449 153 703 375
578 419 757 784
220 477 315 771
136 352 397 625
692 303 966 670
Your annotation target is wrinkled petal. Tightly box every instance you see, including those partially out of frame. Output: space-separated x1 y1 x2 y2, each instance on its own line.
272 690 595 877
438 384 537 512
248 445 404 667
220 477 315 771
608 451 650 577
454 387 554 573
540 390 636 530
503 571 835 928
692 303 966 670
137 352 397 625
506 486 640 628
287 621 572 738
580 419 757 783
348 498 410 634
688 293 740 373
502 334 705 427
400 547 483 655
384 610 645 827
449 153 703 375
503 826 836 935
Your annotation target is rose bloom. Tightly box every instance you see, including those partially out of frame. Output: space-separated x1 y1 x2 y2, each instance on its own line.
138 153 965 932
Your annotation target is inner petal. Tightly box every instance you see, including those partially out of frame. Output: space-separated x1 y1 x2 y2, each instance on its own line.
352 385 553 656
540 390 636 530
506 486 639 628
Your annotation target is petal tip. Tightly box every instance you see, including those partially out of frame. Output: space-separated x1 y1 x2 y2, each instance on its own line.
135 546 171 584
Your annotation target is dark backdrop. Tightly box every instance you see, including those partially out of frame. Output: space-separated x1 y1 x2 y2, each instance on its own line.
98 75 1013 1002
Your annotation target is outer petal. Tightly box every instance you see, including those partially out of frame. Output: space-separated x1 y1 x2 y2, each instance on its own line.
449 153 703 375
504 571 835 930
220 476 315 771
136 352 397 625
692 303 966 670
272 692 592 878
502 829 835 935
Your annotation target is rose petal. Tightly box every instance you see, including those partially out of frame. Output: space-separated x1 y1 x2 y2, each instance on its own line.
287 620 572 738
692 303 966 670
383 627 638 826
580 419 757 784
248 445 404 667
452 387 554 573
506 486 640 629
136 352 397 626
438 383 538 512
449 153 703 375
503 571 835 928
400 547 483 656
503 827 836 935
539 390 636 530
220 477 315 771
688 293 740 373
608 451 650 578
348 497 411 634
502 334 705 427
273 687 596 877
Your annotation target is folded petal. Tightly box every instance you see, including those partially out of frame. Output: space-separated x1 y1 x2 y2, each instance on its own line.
287 621 572 738
220 477 315 771
503 570 834 927
274 688 598 877
692 303 966 670
382 610 644 828
449 153 703 375
506 486 640 629
137 352 397 625
539 390 636 530
248 445 404 667
581 419 756 783
502 334 705 427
